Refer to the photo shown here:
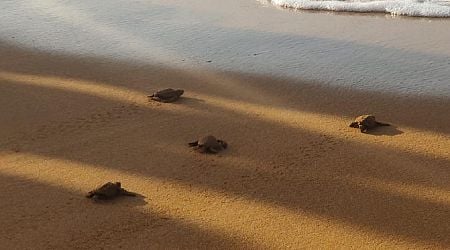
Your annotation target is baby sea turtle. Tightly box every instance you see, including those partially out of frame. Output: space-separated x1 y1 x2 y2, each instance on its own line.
148 88 184 103
86 182 137 200
188 135 228 153
349 115 390 133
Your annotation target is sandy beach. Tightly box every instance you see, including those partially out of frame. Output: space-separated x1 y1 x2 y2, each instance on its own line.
1 0 450 249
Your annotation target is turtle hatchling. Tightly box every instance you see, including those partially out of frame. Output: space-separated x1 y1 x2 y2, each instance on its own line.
349 115 390 133
188 135 228 153
86 182 137 200
148 88 184 103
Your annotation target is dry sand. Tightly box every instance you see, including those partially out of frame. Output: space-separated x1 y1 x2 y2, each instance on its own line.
1 38 449 249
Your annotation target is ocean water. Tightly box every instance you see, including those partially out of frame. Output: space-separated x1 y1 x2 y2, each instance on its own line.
1 0 449 97
266 0 450 17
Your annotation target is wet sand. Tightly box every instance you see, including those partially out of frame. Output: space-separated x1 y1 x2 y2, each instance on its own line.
1 37 450 249
2 0 450 97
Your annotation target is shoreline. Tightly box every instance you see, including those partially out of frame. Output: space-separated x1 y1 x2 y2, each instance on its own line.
2 0 450 97
265 0 450 18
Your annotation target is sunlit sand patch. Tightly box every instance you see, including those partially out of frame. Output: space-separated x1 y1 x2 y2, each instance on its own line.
0 152 435 248
0 71 203 116
148 67 450 161
150 142 259 168
346 176 450 207
151 142 450 208
192 93 450 161
1 70 448 162
175 69 449 162
0 70 141 102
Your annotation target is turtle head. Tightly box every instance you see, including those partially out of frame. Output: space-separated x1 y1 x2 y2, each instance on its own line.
114 182 122 187
359 125 368 133
175 89 184 96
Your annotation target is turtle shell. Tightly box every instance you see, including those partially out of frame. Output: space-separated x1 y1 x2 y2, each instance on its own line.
153 88 183 98
198 135 227 153
355 115 378 128
87 182 122 199
350 114 390 133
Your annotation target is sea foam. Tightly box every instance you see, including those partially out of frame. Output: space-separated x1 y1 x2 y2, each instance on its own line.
268 0 450 17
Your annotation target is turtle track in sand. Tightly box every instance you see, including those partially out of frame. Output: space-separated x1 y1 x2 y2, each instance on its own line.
1 103 144 152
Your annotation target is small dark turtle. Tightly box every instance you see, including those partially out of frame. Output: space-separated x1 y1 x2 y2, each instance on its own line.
148 88 184 103
349 115 390 133
188 135 227 153
86 182 137 200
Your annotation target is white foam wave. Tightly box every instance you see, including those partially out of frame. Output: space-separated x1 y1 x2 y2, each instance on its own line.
268 0 450 17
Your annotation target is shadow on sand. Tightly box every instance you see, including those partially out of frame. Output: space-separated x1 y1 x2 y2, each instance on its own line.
1 41 449 248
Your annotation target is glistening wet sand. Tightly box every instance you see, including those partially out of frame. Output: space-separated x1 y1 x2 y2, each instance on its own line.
1 0 450 96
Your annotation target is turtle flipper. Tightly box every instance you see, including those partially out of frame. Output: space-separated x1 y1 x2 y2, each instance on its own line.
207 147 219 154
188 141 199 147
120 189 137 197
349 122 359 128
90 194 108 201
86 192 95 198
359 125 368 133
151 96 162 102
217 140 227 149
